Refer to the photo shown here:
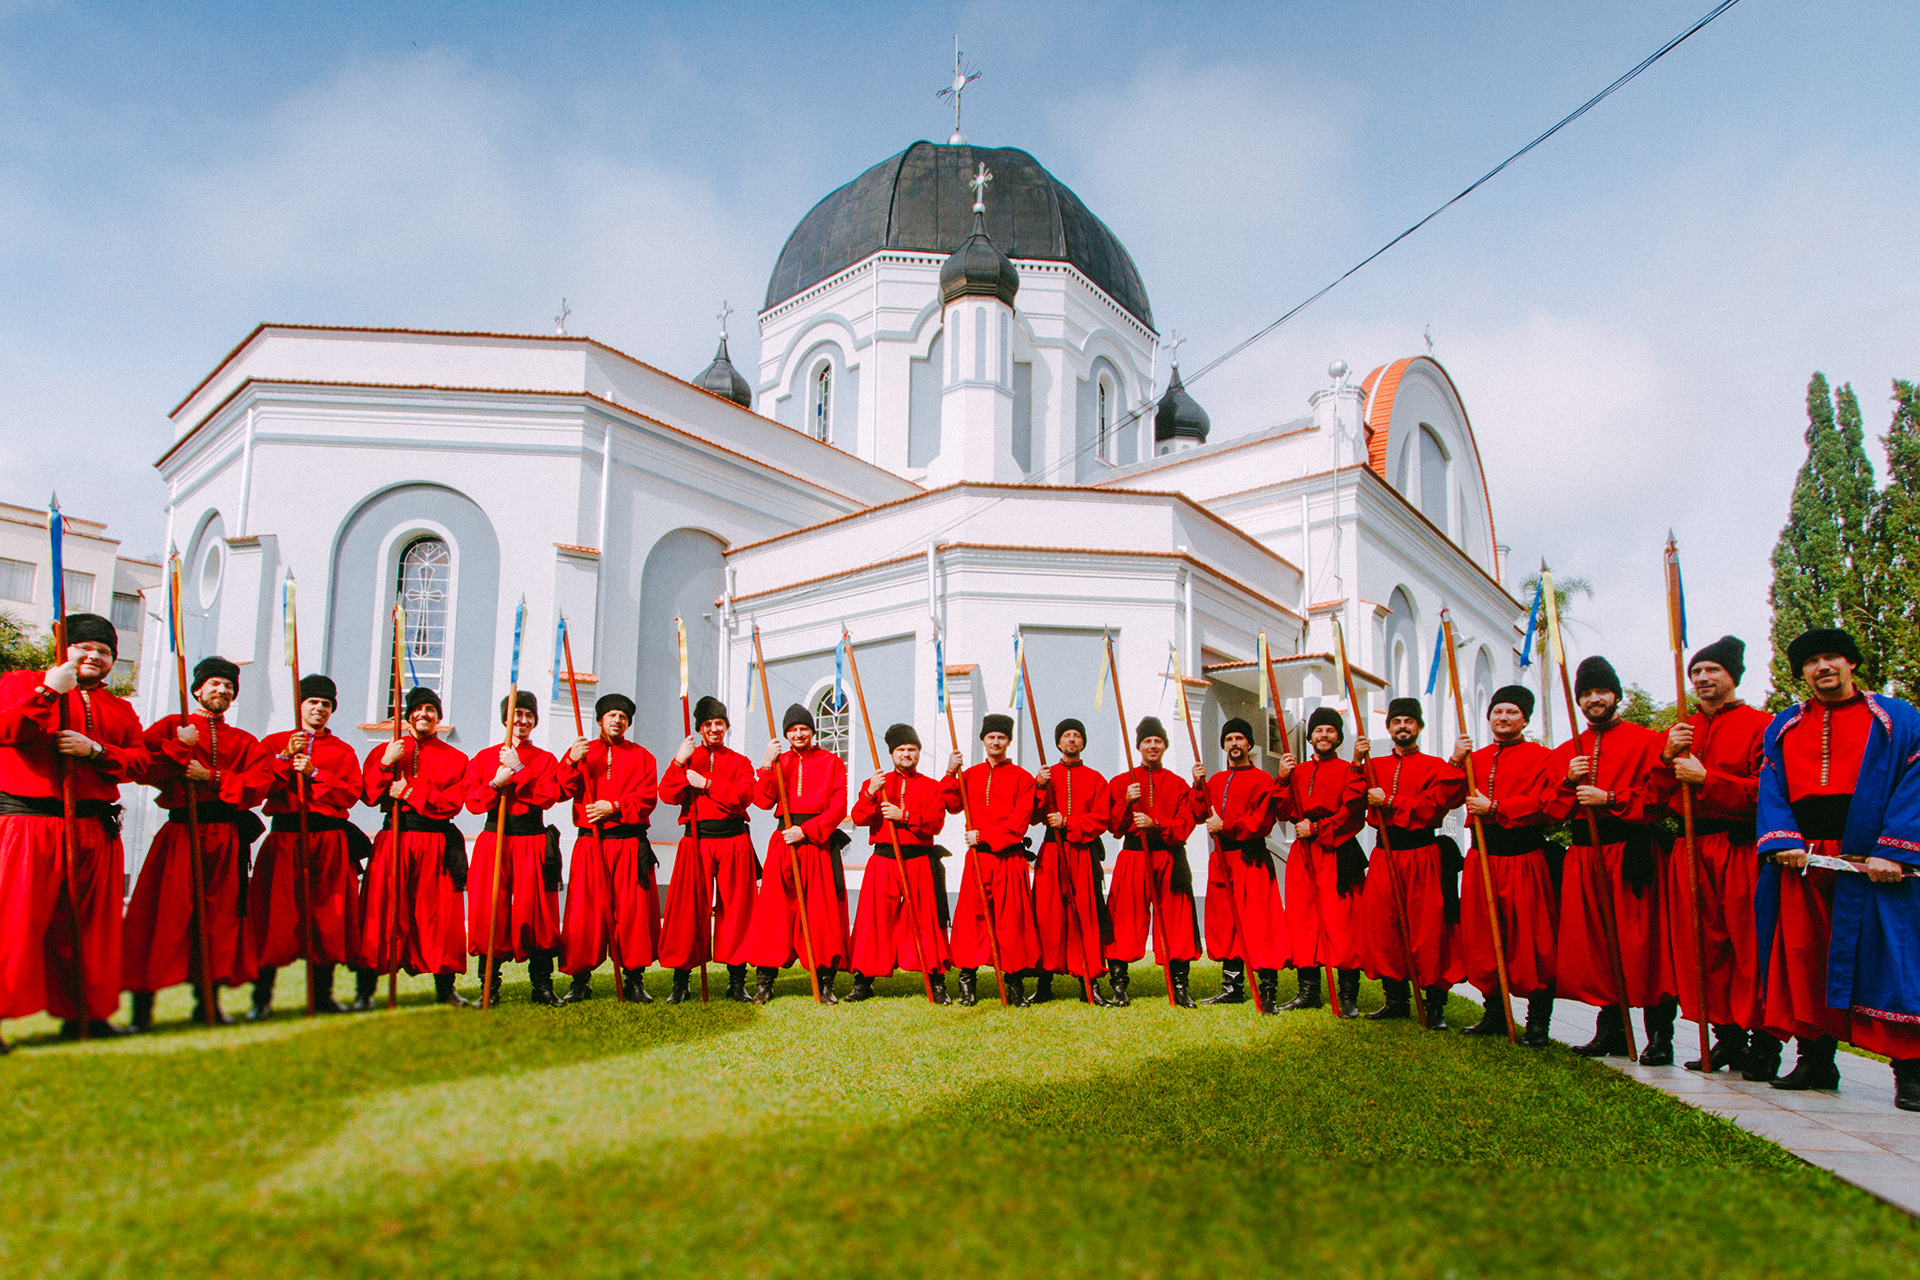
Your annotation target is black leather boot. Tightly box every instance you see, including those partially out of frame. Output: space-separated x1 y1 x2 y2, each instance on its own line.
190 987 233 1026
1075 972 1112 1006
1572 1005 1630 1057
1894 1058 1920 1112
1337 969 1361 1019
1686 1023 1749 1073
528 952 564 1007
724 963 751 1003
245 967 276 1021
129 991 155 1033
816 967 839 1004
1277 965 1321 1011
563 972 594 1004
1772 1035 1841 1091
1522 992 1554 1047
845 973 875 1002
1463 995 1511 1037
486 962 503 1008
1007 974 1027 1006
435 972 475 1007
1170 960 1197 1008
313 964 345 1014
1204 958 1248 1005
1256 969 1280 1014
1422 985 1450 1031
623 969 654 1003
752 966 778 1005
349 967 380 1012
666 968 693 1005
1107 959 1132 1008
929 970 950 1005
59 1016 124 1039
1366 979 1412 1021
1639 1000 1677 1066
956 968 979 1007
1743 1030 1783 1081
1025 972 1055 1006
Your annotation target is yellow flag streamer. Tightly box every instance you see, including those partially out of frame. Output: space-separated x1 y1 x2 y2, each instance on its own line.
675 617 689 698
282 572 298 668
1541 568 1567 669
1093 637 1111 709
1168 643 1190 724
1257 631 1272 710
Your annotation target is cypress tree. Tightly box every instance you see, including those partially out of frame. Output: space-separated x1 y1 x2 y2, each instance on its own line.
1874 380 1920 700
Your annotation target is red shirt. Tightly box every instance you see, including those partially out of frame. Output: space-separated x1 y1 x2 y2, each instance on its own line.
1467 740 1557 831
754 745 847 846
554 738 660 831
1193 765 1283 844
1364 749 1466 833
1030 760 1110 846
362 734 468 821
1545 719 1668 827
463 741 563 818
0 671 147 802
1778 694 1871 801
142 713 275 810
850 769 947 847
943 759 1035 851
1096 763 1197 846
660 744 754 825
1285 756 1366 848
260 728 364 820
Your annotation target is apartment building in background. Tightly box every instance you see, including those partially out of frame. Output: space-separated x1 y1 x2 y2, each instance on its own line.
0 501 160 689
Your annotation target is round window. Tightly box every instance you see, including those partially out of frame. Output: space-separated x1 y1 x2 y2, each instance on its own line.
197 540 224 609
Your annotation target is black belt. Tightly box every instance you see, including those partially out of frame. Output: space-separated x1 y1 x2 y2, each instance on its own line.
1382 827 1438 851
483 810 548 837
1123 836 1193 894
1219 835 1272 868
480 813 561 892
387 809 468 891
1569 813 1661 894
877 842 940 860
582 822 650 841
166 800 264 916
686 817 747 838
1123 835 1178 853
1694 817 1758 843
1791 795 1850 843
0 792 122 840
786 812 853 854
268 812 375 868
1476 824 1548 858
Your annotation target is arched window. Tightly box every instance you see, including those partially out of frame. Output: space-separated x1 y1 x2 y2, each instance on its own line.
811 683 850 762
1419 425 1450 530
812 364 832 442
1097 378 1112 461
394 536 451 704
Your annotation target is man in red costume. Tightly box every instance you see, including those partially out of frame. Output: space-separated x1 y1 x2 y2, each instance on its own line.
0 613 147 1042
1358 697 1467 1028
125 656 273 1030
745 703 850 1003
1030 718 1111 1005
359 686 470 1008
465 690 565 1006
847 723 951 1002
555 692 660 1004
659 695 759 1004
1281 707 1367 1016
249 673 368 1018
1192 717 1288 1012
1548 655 1678 1063
943 713 1042 1006
1455 684 1559 1045
1098 717 1200 1008
1656 635 1776 1076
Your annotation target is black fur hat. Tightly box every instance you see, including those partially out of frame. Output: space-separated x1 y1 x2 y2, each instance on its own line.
1220 716 1254 746
1786 628 1861 675
404 686 441 716
595 692 636 721
1688 635 1746 684
693 695 728 726
980 713 1014 740
1574 655 1622 698
1135 716 1168 746
1054 718 1086 745
1307 706 1345 746
298 674 338 707
1386 696 1424 727
884 722 920 751
63 612 118 657
499 690 538 725
1488 684 1535 721
192 655 240 694
783 702 815 733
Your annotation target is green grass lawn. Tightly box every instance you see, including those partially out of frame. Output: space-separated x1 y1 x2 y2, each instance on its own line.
2 965 1914 1278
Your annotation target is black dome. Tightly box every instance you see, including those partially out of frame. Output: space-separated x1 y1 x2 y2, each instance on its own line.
764 141 1153 328
696 335 752 408
1154 366 1209 446
939 211 1019 307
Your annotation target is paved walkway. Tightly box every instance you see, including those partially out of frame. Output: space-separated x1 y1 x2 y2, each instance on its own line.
1549 999 1920 1215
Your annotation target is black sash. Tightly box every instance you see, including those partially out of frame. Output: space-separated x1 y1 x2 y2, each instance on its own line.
1791 795 1851 843
1693 816 1757 843
787 813 853 854
1122 836 1194 895
0 792 122 841
1219 835 1272 870
479 813 562 893
1382 827 1438 851
269 811 376 870
1334 838 1367 897
577 824 658 881
1476 824 1548 858
388 809 468 891
879 841 940 860
168 800 266 917
688 816 747 839
1569 813 1663 895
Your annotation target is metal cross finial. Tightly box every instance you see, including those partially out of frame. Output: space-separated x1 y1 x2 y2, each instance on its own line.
555 298 572 336
968 162 992 213
1166 330 1185 369
937 36 981 145
718 299 734 340
1423 324 1433 356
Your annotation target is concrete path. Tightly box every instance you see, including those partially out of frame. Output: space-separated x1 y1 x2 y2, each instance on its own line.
1548 999 1920 1215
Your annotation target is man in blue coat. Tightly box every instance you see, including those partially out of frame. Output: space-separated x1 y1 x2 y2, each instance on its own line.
1756 628 1920 1111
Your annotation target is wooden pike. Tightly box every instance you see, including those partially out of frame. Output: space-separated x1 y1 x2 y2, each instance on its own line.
1665 536 1714 1072
1173 647 1263 1013
1018 650 1098 1005
284 575 318 1016
49 607 89 1034
1105 633 1176 1008
1443 612 1516 1044
168 554 219 1026
1261 635 1337 1015
383 607 406 1010
481 600 528 1011
678 619 708 1005
842 629 938 1002
561 621 624 1001
942 655 1009 1007
751 625 824 1003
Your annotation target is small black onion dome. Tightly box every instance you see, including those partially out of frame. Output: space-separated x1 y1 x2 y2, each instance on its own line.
939 210 1019 308
696 335 752 408
1154 365 1209 446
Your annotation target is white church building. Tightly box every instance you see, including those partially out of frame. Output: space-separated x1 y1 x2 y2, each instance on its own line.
132 137 1523 883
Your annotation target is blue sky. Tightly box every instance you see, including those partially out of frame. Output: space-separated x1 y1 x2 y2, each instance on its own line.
3 0 1916 693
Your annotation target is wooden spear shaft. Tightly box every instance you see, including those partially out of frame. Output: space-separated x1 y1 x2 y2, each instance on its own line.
1106 635 1176 1008
482 681 519 1012
944 687 1009 1007
680 687 707 1005
383 610 405 1009
287 615 318 1016
1179 693 1264 1013
1666 545 1714 1072
1443 615 1516 1044
1263 640 1337 1014
169 557 219 1026
842 631 937 1002
562 628 624 1001
51 612 89 1037
752 626 823 1003
1019 655 1097 1004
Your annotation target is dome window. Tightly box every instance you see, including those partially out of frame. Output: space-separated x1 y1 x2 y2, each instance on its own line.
1097 378 1112 462
812 363 832 443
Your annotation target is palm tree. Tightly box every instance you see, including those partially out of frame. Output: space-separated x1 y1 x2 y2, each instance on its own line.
1516 571 1593 746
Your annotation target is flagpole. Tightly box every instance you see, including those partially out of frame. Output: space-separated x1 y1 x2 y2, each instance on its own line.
481 599 526 1011
1104 633 1175 1008
1173 643 1262 1013
284 575 318 1016
1019 647 1097 1005
1665 536 1714 1072
1443 610 1516 1043
940 635 1008 1006
383 605 406 1010
752 625 823 1002
48 498 89 1037
1263 632 1337 1015
168 552 219 1026
560 620 624 1001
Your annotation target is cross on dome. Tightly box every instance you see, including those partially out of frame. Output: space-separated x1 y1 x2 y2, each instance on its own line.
554 297 571 336
1166 330 1185 369
969 162 993 214
937 36 981 145
718 299 734 340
